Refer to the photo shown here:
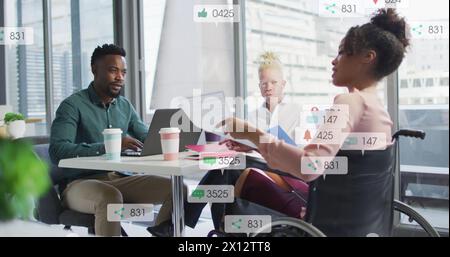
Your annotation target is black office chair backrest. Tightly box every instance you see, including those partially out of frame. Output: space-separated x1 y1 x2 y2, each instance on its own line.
306 146 396 237
28 137 65 225
33 144 66 186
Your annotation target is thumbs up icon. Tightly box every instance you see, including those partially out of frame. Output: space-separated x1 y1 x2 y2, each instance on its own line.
198 8 208 18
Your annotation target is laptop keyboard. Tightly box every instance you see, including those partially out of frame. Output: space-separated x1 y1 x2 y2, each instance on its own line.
122 150 142 156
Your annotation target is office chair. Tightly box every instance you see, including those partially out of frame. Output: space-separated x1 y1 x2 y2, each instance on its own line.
25 136 128 236
208 130 440 237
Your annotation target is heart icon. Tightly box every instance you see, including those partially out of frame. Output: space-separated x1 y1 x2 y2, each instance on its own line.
373 0 379 4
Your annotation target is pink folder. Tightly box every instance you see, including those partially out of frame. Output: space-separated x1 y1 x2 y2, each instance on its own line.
185 144 237 160
186 144 230 153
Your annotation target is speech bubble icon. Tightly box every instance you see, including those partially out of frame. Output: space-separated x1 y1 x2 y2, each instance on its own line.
191 189 205 200
203 157 217 166
344 136 358 146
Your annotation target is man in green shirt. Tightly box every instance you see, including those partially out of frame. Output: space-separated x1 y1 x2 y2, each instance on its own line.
49 44 183 237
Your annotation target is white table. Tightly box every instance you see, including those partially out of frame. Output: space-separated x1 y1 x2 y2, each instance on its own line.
59 152 220 237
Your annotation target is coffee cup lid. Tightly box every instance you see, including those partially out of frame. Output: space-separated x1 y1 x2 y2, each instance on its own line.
159 128 181 134
103 128 123 135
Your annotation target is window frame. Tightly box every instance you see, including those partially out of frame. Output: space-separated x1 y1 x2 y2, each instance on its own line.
0 1 6 106
43 0 54 134
1 0 118 134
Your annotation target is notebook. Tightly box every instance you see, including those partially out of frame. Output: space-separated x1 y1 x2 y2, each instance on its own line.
185 144 238 160
204 130 258 149
205 125 296 149
185 144 229 153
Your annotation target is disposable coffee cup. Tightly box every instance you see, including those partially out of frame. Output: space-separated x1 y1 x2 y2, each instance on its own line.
103 129 123 161
159 128 181 161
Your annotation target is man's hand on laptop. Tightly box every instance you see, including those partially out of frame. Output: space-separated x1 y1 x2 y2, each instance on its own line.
122 136 144 152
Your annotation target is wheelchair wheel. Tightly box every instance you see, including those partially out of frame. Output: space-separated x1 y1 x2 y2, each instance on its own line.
251 217 326 237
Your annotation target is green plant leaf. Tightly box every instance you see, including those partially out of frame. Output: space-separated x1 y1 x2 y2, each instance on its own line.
0 138 51 221
4 113 25 125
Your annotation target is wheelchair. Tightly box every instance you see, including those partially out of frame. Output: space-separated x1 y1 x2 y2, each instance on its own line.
208 130 440 237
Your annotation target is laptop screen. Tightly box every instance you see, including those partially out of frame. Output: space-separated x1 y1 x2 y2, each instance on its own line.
141 109 202 156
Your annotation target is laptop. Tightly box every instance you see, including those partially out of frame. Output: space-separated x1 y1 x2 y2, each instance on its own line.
122 109 202 157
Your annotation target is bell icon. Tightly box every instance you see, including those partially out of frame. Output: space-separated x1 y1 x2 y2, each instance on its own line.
304 130 312 142
311 107 320 112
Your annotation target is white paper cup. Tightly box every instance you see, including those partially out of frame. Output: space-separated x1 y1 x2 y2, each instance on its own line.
159 128 181 161
103 129 123 161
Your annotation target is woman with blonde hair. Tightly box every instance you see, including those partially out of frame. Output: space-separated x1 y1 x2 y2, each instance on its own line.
256 51 286 113
227 51 300 150
222 51 309 219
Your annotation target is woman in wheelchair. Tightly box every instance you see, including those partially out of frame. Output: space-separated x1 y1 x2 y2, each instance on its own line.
220 9 410 221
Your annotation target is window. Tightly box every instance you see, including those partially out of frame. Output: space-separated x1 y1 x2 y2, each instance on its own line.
400 79 409 89
142 0 166 122
241 0 450 234
51 0 115 111
398 0 449 230
51 0 74 113
4 0 114 136
399 98 409 105
441 77 449 86
413 79 422 88
425 98 435 104
411 98 422 105
437 97 449 105
5 0 46 135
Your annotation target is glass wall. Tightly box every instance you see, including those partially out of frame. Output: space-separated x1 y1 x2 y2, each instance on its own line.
51 0 114 112
244 0 388 113
142 0 166 121
5 0 46 135
243 0 449 231
397 0 449 230
4 0 114 135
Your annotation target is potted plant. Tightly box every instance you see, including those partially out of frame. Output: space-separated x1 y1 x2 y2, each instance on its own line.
4 112 26 139
0 138 51 222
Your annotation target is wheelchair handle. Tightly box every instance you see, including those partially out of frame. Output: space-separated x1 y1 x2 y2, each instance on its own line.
393 129 426 140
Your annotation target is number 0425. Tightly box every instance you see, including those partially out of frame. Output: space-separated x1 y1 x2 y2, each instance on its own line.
212 9 234 18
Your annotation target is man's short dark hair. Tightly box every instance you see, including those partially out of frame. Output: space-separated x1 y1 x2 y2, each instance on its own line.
91 44 126 66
